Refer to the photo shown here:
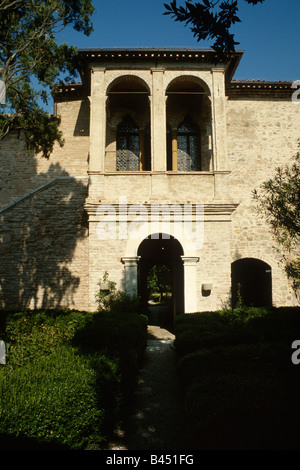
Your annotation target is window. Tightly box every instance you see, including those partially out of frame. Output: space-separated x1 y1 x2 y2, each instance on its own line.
177 117 201 171
116 115 140 171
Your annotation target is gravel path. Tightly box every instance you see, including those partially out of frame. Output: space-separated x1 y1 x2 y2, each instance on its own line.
107 325 188 450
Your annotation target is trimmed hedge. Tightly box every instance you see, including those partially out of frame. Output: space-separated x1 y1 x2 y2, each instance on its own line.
175 306 300 450
0 309 148 450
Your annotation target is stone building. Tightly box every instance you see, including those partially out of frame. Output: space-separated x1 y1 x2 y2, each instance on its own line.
0 48 299 320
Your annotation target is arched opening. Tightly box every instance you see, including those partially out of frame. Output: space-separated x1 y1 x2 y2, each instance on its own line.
166 76 212 171
231 258 272 308
106 75 151 171
138 234 184 329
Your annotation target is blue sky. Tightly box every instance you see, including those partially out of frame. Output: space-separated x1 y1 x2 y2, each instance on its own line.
60 0 300 81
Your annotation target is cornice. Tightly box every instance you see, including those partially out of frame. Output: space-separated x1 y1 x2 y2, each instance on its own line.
227 79 294 99
84 201 239 219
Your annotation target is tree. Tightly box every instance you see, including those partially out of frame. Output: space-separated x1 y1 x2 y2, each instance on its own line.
147 265 172 303
164 0 264 53
0 0 95 158
253 152 300 295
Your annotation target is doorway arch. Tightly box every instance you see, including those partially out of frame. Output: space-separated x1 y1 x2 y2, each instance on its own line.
137 234 184 328
231 258 272 308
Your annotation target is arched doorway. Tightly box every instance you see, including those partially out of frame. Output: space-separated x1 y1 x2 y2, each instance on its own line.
137 234 184 329
231 258 272 308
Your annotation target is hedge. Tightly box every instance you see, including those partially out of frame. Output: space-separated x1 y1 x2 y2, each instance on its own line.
0 309 148 450
175 306 300 450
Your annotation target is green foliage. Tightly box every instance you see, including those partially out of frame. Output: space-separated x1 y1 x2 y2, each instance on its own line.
0 345 109 449
253 153 300 293
0 308 147 449
164 0 264 53
147 264 172 302
174 309 260 356
74 310 148 400
0 0 95 157
2 309 89 367
95 271 118 311
95 272 140 314
175 306 300 449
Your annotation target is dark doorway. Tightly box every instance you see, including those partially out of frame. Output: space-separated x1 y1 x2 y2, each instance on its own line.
138 234 184 329
231 258 272 308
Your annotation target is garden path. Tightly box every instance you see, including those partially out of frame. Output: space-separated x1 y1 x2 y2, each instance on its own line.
107 325 188 450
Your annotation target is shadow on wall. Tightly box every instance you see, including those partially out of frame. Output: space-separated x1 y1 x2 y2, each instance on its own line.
0 145 88 311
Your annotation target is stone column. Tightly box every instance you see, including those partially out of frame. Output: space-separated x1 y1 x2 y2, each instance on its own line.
121 256 141 295
150 68 167 172
89 67 106 199
211 68 228 171
181 256 199 313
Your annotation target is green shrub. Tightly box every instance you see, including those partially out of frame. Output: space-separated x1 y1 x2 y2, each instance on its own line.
175 307 300 357
247 306 300 342
0 345 119 449
95 272 141 314
174 311 259 356
175 306 300 449
182 371 288 449
73 310 148 401
0 308 148 449
2 310 90 368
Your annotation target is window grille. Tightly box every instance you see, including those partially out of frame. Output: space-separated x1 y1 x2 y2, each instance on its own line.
116 115 140 171
177 118 201 171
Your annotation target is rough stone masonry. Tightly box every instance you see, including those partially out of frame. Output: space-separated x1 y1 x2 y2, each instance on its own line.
0 48 299 315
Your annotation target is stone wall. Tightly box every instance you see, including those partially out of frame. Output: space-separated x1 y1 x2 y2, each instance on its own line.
0 97 90 311
0 97 89 210
1 68 299 312
0 177 89 311
226 96 300 306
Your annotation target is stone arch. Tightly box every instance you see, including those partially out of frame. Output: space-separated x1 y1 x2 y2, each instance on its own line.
106 74 151 96
165 75 212 171
231 257 272 308
123 221 190 259
165 74 211 97
137 233 185 327
105 75 151 171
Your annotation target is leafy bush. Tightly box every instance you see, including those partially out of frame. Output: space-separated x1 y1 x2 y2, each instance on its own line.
2 310 89 367
0 308 147 449
73 310 148 400
95 272 140 314
174 311 259 356
175 306 300 449
0 345 120 449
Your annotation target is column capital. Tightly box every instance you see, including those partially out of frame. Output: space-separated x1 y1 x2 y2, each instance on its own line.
90 66 106 73
181 256 200 266
211 66 225 74
150 67 165 74
121 256 141 267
